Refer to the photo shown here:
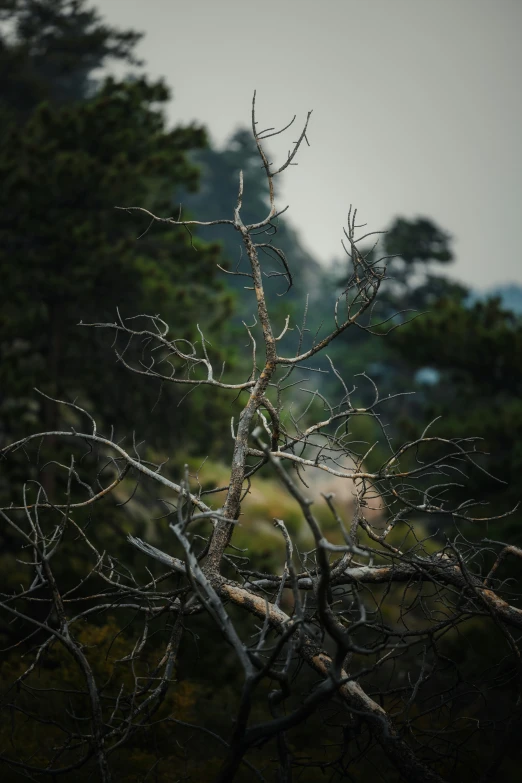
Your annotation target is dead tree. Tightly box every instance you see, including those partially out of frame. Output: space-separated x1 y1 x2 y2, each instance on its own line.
1 94 521 783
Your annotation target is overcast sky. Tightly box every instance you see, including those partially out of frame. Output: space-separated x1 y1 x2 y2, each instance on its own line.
97 0 521 290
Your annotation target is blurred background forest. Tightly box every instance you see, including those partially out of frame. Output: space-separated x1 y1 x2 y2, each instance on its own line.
1 1 521 780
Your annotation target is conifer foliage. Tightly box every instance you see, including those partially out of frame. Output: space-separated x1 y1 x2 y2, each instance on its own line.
0 0 233 459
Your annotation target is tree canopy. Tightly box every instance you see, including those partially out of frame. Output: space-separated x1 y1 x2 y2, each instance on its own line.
0 0 234 469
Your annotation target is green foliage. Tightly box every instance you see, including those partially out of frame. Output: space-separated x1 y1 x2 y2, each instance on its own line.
0 6 235 470
0 0 142 119
384 216 453 267
388 296 522 526
324 217 461 463
331 214 521 539
0 617 208 781
181 129 325 324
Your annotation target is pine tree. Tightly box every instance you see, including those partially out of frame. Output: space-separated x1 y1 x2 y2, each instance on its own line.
0 2 234 502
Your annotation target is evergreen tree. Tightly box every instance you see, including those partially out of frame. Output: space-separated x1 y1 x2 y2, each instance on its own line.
182 129 324 322
387 295 522 529
0 1 234 498
328 216 460 393
0 0 142 119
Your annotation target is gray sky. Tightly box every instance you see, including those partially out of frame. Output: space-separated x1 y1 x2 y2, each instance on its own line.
97 0 522 290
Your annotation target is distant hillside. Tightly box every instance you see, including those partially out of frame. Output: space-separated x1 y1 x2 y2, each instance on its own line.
468 283 522 314
181 129 325 315
489 283 522 313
